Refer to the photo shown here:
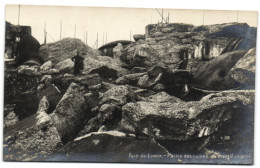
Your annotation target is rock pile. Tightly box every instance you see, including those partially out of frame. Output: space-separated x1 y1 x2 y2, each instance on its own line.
4 22 256 164
39 38 100 63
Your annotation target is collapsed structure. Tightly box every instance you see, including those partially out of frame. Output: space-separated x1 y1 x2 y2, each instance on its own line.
3 20 256 164
5 21 42 66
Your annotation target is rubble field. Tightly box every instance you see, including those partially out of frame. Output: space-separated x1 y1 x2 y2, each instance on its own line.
4 22 255 164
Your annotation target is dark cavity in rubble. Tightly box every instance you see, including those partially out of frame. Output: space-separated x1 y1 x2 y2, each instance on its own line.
90 67 118 80
5 93 40 120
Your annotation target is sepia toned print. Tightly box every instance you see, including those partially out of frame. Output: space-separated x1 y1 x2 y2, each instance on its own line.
3 5 257 164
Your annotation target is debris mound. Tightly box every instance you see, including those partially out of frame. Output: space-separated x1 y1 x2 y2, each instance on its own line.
39 38 100 63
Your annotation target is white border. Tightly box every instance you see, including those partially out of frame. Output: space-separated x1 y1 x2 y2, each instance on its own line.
0 0 259 168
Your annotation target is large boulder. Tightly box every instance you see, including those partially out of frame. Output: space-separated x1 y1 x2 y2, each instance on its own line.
49 131 170 162
192 50 248 90
37 84 62 110
126 43 188 71
40 60 53 72
55 58 74 73
99 85 136 106
49 83 86 142
201 90 254 161
77 104 122 136
121 94 238 140
113 43 124 60
116 72 147 85
229 48 256 89
83 56 129 79
17 65 41 76
4 97 63 161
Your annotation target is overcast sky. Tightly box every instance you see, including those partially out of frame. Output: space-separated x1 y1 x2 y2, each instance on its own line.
5 5 258 48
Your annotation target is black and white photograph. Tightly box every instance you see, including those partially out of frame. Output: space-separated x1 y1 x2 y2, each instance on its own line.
2 3 258 165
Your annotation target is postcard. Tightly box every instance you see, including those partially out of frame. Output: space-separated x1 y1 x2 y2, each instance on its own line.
3 5 257 164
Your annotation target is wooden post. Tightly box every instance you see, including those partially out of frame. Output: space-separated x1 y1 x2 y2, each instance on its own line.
93 40 97 49
18 5 20 26
44 21 47 44
155 9 167 24
150 9 153 24
97 33 98 48
106 33 107 43
84 32 85 43
60 20 62 40
130 31 132 41
237 11 239 23
162 9 164 23
203 10 205 25
86 32 88 45
74 24 76 38
103 32 104 45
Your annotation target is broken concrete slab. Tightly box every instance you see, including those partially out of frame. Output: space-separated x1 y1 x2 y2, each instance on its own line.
37 84 62 107
77 104 122 137
230 48 256 89
61 73 101 88
116 72 147 85
99 85 136 106
18 65 41 76
49 83 86 142
55 58 74 73
192 50 248 90
121 94 238 141
40 60 53 72
49 131 170 163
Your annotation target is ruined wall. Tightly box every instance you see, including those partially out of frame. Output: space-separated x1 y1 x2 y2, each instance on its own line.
193 42 224 60
5 21 37 64
144 23 256 60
